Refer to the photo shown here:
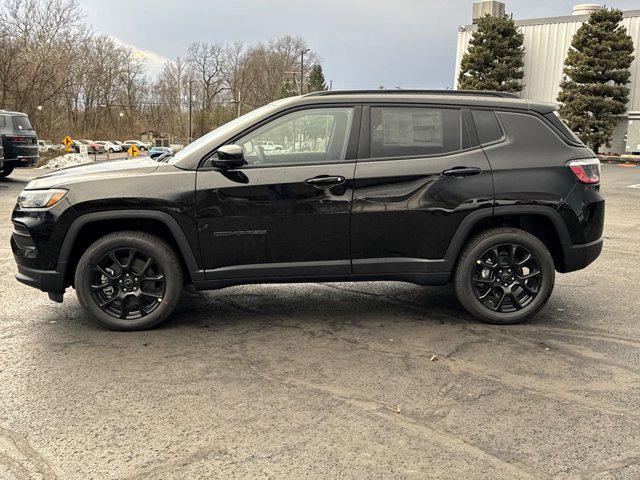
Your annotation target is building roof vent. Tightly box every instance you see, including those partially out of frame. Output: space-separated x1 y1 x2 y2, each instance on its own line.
472 1 506 21
572 4 602 16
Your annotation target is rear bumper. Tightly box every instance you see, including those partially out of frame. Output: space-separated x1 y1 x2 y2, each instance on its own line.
4 156 38 167
559 238 603 273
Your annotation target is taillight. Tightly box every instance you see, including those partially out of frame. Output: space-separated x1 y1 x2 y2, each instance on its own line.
567 158 600 184
5 135 27 143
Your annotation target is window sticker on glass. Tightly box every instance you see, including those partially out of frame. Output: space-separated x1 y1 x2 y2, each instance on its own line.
380 110 443 147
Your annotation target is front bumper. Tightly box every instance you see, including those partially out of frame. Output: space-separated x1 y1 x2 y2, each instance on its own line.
15 262 66 297
559 238 603 273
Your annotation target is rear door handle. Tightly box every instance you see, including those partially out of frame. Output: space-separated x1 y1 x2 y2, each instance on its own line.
441 167 482 178
305 175 346 188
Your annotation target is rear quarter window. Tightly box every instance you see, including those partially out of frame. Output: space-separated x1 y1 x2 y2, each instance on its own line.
472 109 504 145
544 111 583 145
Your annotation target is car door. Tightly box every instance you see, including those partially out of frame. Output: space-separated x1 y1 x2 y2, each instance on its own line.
196 105 361 280
351 104 494 275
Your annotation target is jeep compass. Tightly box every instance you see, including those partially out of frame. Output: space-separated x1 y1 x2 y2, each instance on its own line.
11 91 604 330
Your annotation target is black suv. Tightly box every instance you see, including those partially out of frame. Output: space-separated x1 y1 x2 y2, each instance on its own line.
11 91 604 330
0 110 39 178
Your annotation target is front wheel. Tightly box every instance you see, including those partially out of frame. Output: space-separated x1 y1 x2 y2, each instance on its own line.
75 231 183 330
454 227 555 325
0 166 14 178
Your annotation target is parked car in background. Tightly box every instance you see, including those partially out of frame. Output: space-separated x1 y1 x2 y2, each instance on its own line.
148 146 173 159
11 90 604 330
123 140 148 152
96 141 122 153
257 141 284 152
78 139 105 154
0 110 39 178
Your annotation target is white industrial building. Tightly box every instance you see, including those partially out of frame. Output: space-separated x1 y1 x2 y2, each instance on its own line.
455 2 640 154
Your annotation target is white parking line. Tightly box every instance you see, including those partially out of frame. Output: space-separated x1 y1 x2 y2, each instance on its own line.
627 184 640 189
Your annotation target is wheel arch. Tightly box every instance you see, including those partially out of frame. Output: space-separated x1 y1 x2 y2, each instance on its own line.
58 211 203 287
445 206 572 272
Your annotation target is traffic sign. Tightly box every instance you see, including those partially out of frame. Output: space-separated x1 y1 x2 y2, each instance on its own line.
127 144 140 157
62 135 73 152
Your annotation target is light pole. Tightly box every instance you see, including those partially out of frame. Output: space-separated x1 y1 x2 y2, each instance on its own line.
300 48 310 95
189 79 195 143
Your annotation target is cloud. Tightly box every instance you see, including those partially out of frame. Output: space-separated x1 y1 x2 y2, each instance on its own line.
110 36 169 78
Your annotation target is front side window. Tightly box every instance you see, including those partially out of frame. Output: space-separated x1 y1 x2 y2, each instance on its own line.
370 107 464 159
236 107 354 166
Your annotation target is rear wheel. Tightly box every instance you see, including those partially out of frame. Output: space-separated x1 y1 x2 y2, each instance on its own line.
0 166 14 178
454 228 555 325
75 231 183 330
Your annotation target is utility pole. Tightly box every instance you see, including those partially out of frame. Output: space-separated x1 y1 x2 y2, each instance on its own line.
188 79 194 143
300 48 310 95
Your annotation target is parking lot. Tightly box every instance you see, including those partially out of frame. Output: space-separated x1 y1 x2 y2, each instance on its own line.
0 163 639 479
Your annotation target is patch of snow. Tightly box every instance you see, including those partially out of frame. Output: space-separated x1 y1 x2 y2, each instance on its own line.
40 153 93 170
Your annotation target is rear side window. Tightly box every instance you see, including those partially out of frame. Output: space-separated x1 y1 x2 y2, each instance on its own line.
545 111 583 145
12 115 33 131
370 107 463 159
472 110 504 145
0 115 7 130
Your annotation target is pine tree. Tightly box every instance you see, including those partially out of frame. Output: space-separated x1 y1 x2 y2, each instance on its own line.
557 8 635 151
457 14 525 93
307 64 327 92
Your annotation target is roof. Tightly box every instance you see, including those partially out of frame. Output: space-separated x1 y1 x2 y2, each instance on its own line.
296 89 555 114
0 109 28 116
460 8 640 29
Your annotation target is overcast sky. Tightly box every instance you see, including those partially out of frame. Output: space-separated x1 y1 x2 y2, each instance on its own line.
79 0 639 89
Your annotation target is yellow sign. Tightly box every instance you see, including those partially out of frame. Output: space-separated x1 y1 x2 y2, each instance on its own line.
127 144 140 157
62 135 73 152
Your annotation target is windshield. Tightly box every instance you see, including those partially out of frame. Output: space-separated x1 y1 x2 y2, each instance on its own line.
167 100 289 165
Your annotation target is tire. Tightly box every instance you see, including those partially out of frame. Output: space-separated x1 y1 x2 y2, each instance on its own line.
454 227 555 325
0 166 14 178
108 148 114 153
75 231 183 331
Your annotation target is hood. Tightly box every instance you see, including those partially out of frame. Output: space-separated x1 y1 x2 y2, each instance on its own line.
26 158 161 190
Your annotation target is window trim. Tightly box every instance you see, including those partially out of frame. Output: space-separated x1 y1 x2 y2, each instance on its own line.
199 104 362 170
356 103 481 162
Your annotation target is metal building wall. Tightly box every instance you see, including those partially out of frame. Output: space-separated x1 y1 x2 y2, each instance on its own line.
454 11 640 113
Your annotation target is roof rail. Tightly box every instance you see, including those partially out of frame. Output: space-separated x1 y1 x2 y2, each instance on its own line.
304 89 521 99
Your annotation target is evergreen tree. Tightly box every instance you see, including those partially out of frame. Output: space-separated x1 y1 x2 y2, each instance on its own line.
307 64 327 92
457 14 525 93
557 8 635 151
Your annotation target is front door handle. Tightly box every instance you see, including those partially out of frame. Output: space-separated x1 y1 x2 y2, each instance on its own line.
441 167 482 178
305 175 346 188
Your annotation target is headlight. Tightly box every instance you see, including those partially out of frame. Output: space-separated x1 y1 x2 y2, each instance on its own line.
17 189 68 209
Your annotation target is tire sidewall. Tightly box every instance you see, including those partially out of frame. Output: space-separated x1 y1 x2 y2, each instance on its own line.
75 234 182 330
456 231 555 324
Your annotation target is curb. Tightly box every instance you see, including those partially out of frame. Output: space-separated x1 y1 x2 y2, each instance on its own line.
598 155 640 165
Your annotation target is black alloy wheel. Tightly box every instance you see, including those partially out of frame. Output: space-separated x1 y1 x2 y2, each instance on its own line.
471 243 542 313
90 248 166 320
454 227 555 325
75 231 183 330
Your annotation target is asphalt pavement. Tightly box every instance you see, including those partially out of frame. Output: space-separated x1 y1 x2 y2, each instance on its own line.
0 163 639 479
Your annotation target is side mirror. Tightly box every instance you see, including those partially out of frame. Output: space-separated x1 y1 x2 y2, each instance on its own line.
212 144 246 169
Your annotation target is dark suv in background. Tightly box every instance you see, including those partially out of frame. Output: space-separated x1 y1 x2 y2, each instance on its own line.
0 110 39 178
11 90 604 330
